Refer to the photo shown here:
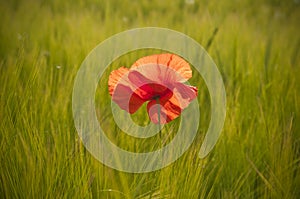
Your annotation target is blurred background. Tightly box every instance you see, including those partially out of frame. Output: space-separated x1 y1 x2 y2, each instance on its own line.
0 0 299 198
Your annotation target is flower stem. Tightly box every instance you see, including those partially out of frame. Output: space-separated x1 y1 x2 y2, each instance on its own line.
155 97 163 172
155 98 161 128
155 97 162 145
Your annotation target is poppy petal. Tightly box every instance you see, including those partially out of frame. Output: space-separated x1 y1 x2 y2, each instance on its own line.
147 103 168 124
146 83 198 124
129 63 188 89
128 70 171 100
172 83 198 109
112 84 147 114
108 67 129 96
147 92 182 124
132 53 192 81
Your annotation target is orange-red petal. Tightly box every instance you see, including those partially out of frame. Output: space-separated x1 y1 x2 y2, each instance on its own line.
131 53 192 80
146 83 198 124
147 92 182 124
108 67 129 96
112 84 147 114
172 83 198 109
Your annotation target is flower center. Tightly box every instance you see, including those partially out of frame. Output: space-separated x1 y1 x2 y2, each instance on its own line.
152 95 160 100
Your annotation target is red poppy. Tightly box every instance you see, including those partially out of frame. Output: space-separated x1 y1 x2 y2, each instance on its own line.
108 53 198 124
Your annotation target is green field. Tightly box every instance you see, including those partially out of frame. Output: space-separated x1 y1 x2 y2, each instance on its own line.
1 0 300 198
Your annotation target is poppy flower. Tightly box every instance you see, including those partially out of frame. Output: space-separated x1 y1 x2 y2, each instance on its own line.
108 53 198 124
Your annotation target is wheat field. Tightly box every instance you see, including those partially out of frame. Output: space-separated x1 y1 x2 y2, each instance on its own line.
1 0 300 198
